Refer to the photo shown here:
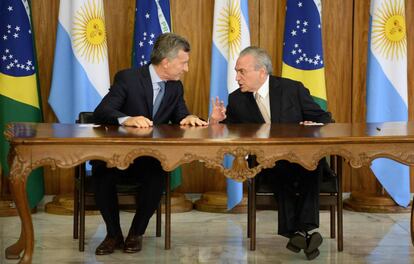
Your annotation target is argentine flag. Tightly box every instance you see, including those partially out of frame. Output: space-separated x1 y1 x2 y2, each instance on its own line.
209 0 250 209
49 0 109 123
366 0 409 207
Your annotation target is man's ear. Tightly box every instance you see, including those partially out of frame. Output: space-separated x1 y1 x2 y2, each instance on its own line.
259 67 267 79
160 57 169 68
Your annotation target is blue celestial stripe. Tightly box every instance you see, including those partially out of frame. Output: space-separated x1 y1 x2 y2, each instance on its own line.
0 0 36 77
225 157 242 210
371 158 410 207
240 0 249 26
209 43 228 113
366 49 407 122
133 0 171 67
48 23 102 124
283 0 324 70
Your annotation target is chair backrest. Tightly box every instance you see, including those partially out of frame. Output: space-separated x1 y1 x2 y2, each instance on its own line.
76 112 96 124
319 158 338 193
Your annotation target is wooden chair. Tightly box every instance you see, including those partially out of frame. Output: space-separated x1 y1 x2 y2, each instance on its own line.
73 111 171 251
247 156 343 251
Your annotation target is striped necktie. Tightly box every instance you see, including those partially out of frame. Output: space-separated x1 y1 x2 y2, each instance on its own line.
254 93 271 123
153 81 165 118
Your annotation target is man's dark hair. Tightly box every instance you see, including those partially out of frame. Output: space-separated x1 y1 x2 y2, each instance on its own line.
150 33 190 65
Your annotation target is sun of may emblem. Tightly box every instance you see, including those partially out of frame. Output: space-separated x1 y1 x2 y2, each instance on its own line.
72 0 107 63
371 0 406 60
217 0 241 59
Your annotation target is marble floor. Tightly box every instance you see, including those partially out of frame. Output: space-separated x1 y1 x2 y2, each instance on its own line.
1 197 414 264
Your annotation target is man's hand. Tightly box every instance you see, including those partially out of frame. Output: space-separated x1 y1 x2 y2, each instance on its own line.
209 96 226 124
180 115 208 126
123 116 153 128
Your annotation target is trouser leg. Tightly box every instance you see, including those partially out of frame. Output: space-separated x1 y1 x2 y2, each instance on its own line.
130 157 165 236
274 161 299 237
274 161 321 237
296 164 321 233
91 160 122 237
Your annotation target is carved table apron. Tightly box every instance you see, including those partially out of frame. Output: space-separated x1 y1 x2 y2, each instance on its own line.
5 122 414 264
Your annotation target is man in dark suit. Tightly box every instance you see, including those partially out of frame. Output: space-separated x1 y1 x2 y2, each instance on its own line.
210 46 332 260
92 33 207 255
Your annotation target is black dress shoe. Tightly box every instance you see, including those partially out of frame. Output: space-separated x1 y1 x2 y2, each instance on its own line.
95 235 124 255
304 232 323 260
305 248 320 260
124 234 143 253
286 232 307 253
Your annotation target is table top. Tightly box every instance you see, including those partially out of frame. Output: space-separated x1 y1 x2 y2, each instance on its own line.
6 121 414 145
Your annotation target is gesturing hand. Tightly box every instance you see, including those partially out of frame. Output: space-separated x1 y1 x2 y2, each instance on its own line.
209 96 226 124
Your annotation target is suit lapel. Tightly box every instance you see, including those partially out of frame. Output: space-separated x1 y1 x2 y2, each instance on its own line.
269 76 281 123
140 66 155 117
246 92 265 123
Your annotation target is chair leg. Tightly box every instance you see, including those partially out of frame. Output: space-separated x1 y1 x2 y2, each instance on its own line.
249 178 256 251
156 201 161 237
247 179 251 239
337 157 343 252
165 172 171 250
73 177 79 239
330 204 336 238
79 169 86 252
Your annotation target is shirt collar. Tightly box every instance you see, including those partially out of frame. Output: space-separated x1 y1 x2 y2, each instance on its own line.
255 75 270 98
149 64 163 85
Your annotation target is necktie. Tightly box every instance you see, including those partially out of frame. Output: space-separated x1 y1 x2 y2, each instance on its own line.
153 81 165 118
255 93 271 123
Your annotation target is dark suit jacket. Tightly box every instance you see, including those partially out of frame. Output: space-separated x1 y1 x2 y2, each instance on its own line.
224 75 333 191
93 65 190 125
224 75 332 124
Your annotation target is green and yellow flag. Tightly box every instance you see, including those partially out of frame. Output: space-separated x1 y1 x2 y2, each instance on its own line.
0 0 44 208
281 0 327 110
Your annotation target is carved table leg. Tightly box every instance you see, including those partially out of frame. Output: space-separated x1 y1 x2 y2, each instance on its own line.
5 226 25 259
5 164 34 264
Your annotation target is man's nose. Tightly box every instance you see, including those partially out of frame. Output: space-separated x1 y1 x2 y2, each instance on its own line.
183 64 189 72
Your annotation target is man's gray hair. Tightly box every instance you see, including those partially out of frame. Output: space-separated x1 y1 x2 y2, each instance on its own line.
239 46 273 75
150 33 191 65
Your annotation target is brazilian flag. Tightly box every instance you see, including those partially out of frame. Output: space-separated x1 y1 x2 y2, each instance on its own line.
0 0 44 208
281 0 327 110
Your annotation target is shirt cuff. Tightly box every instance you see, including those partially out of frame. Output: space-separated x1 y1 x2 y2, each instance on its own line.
118 116 130 125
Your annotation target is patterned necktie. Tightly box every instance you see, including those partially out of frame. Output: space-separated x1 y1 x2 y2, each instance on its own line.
153 81 165 118
254 93 271 123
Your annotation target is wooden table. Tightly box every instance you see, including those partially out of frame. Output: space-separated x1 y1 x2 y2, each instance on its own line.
4 122 414 263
